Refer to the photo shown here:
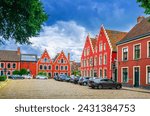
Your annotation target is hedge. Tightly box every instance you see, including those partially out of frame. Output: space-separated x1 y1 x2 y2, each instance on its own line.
0 75 7 81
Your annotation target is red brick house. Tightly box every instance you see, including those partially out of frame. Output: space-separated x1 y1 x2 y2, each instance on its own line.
96 26 127 79
20 54 37 78
81 25 127 79
80 34 97 77
0 48 21 76
52 51 71 76
37 49 53 78
117 16 150 88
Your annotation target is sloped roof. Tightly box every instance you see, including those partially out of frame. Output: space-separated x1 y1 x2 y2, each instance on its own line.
53 53 60 62
105 29 127 51
90 38 97 48
117 17 150 45
0 50 20 61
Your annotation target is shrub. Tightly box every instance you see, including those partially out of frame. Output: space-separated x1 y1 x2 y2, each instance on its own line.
20 68 28 75
0 75 7 81
38 72 47 76
13 70 20 75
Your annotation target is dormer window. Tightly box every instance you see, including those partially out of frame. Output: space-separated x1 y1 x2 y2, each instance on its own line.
44 58 47 62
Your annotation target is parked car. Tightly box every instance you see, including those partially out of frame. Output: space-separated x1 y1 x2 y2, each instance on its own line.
73 76 80 84
58 74 67 81
89 78 122 89
8 75 24 79
70 75 76 83
36 75 48 79
22 75 33 79
54 75 59 81
88 77 99 87
64 76 71 82
78 77 90 86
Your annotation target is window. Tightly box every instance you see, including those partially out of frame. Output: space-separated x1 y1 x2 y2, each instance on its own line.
44 65 47 70
84 49 86 56
48 65 51 70
0 71 4 76
40 65 43 70
61 59 64 63
122 48 128 61
7 71 11 75
104 54 107 65
0 63 4 68
104 43 106 50
54 73 58 76
48 73 51 77
134 44 140 59
94 57 97 66
44 58 48 62
7 63 11 68
122 68 128 83
100 69 103 77
148 42 150 57
99 55 102 65
104 69 107 77
90 58 93 66
61 66 63 70
65 66 68 70
56 66 59 70
147 66 150 84
65 73 67 76
99 43 103 51
87 48 90 55
13 63 16 69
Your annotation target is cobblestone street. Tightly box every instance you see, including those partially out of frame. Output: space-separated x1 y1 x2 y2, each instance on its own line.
0 79 150 99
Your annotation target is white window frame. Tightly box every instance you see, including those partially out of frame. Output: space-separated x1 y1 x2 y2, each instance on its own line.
147 41 150 58
146 65 150 84
55 65 59 70
122 46 128 61
103 53 107 65
133 66 140 86
103 68 107 78
99 43 103 51
99 54 102 65
133 43 141 60
39 65 43 70
121 67 129 83
99 68 103 78
104 43 106 51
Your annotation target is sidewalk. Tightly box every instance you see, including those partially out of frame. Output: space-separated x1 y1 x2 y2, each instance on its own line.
0 80 10 89
122 87 150 94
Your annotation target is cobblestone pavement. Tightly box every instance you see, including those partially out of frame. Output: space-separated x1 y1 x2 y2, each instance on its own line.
0 79 150 99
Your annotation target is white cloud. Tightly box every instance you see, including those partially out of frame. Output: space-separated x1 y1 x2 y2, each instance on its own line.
30 21 88 61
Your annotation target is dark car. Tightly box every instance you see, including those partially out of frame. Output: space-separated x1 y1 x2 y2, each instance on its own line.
58 74 66 81
8 75 24 79
54 75 59 81
89 78 122 89
65 76 71 82
88 77 99 87
72 76 80 84
70 75 76 83
78 77 90 86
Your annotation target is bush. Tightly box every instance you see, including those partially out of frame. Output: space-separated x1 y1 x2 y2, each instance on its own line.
38 72 47 76
0 75 7 81
20 68 28 75
13 70 20 75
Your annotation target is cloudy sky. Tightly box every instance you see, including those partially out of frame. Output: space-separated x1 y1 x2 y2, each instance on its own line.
0 0 147 61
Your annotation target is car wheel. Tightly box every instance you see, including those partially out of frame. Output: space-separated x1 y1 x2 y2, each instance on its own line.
83 82 87 86
116 85 121 89
91 86 95 89
98 84 103 89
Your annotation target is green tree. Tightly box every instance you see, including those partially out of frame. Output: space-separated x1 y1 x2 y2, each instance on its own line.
12 70 20 75
72 70 81 76
0 0 48 44
20 68 28 75
137 0 150 15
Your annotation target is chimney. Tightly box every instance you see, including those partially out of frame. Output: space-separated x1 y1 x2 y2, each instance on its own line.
137 16 145 24
68 53 70 61
17 47 21 55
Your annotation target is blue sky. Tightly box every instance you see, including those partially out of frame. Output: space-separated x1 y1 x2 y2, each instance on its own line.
0 0 147 61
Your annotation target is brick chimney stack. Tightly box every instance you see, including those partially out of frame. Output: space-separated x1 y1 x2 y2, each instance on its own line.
68 53 70 61
137 16 145 24
17 47 21 55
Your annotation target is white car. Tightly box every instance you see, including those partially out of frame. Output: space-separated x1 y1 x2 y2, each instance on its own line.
36 75 48 79
22 75 33 79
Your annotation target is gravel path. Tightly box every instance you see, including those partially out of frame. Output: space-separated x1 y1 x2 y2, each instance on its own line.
0 79 150 99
